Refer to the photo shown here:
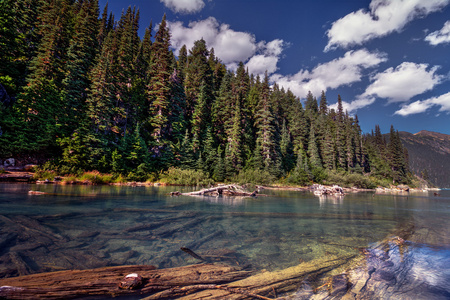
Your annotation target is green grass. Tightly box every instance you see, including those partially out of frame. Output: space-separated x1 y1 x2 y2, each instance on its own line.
78 171 115 184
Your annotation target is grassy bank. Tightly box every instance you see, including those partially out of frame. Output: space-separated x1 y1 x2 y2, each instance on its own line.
28 164 427 189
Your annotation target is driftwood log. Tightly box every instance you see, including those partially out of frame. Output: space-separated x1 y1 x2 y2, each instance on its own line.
0 263 251 299
182 185 260 197
170 254 356 299
0 253 357 300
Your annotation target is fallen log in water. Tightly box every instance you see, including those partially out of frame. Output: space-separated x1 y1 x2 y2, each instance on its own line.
182 185 260 197
145 254 357 299
0 264 252 300
0 252 358 300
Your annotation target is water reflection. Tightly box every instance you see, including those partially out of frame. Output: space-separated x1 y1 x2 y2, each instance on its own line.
185 195 249 206
318 194 344 207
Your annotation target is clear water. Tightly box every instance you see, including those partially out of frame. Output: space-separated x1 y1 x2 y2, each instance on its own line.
0 184 449 297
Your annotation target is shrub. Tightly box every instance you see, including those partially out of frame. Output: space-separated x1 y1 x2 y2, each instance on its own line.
79 171 114 184
324 170 377 189
232 169 276 185
126 163 151 182
159 167 214 186
286 169 310 186
33 169 57 181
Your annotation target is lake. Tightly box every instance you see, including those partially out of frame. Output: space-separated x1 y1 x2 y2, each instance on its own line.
0 183 449 299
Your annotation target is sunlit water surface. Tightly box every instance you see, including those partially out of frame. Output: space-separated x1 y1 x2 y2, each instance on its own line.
0 184 449 298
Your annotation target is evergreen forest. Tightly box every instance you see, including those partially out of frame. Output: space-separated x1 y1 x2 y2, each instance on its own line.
0 0 412 187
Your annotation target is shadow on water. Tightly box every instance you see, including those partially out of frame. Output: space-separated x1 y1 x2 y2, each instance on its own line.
0 184 449 299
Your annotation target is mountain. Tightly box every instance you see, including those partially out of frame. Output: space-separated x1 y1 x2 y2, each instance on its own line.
399 130 450 188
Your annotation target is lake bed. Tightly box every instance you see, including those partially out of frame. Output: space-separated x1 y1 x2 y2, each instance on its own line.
0 184 448 298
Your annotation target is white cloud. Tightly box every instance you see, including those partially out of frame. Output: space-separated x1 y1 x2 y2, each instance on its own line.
395 92 450 115
271 49 387 98
338 62 444 113
425 20 450 45
168 18 286 75
364 62 443 102
160 0 205 14
246 55 279 75
325 0 450 51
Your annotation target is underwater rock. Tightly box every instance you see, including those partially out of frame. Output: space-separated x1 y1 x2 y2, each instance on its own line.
317 239 450 299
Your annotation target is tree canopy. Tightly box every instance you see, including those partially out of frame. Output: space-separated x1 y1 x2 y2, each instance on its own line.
0 0 411 186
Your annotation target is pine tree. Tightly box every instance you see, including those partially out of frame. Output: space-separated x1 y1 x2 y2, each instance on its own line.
184 39 213 130
114 6 141 135
26 0 72 88
62 0 100 131
167 70 187 143
254 72 281 176
288 149 310 185
305 91 318 114
280 119 294 173
225 97 244 172
147 14 172 143
345 115 355 171
322 123 335 170
202 126 217 176
213 145 226 182
336 95 346 169
319 90 328 115
177 45 187 81
288 94 308 154
0 0 41 97
11 0 72 155
307 125 322 170
86 29 118 135
388 125 408 184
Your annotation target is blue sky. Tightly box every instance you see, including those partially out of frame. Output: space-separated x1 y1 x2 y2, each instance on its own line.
100 0 450 135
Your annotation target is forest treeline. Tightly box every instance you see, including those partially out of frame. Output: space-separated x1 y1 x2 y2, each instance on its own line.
0 0 412 187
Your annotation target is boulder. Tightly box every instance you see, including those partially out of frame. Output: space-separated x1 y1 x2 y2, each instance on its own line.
4 158 15 167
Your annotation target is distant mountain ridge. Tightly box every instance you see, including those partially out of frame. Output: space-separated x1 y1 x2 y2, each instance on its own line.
398 130 450 188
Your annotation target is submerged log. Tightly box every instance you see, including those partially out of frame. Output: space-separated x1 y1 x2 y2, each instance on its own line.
0 264 251 300
147 254 357 299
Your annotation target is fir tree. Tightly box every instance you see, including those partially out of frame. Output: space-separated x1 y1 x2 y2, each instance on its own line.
148 14 171 143
322 124 335 170
86 29 118 135
336 95 346 169
225 97 244 172
26 0 72 88
319 90 328 115
254 72 281 176
307 125 322 170
280 119 294 173
184 39 213 130
62 0 100 131
305 91 318 114
177 45 187 81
